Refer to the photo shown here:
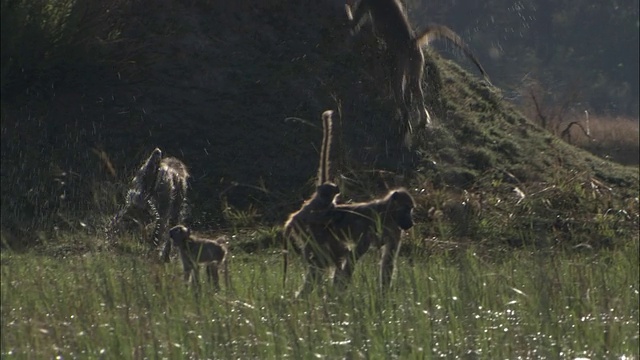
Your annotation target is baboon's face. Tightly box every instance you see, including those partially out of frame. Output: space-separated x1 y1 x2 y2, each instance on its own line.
144 149 163 173
394 204 414 230
389 190 415 230
169 225 190 246
150 148 162 159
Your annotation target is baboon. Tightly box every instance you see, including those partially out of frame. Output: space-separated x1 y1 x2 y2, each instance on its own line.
283 110 341 288
345 0 490 130
108 148 189 263
169 225 230 291
295 188 416 297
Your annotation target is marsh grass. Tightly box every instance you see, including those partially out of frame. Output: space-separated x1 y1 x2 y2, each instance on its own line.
521 87 640 166
568 115 640 166
2 235 638 358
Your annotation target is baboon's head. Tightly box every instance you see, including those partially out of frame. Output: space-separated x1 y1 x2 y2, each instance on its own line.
316 182 340 204
387 189 415 230
141 148 163 177
169 225 190 246
126 148 163 206
150 147 162 159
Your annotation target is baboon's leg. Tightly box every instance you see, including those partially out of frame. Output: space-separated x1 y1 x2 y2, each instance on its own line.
379 238 401 291
160 200 182 263
178 195 189 225
159 234 172 262
407 49 430 127
182 259 194 283
295 264 323 298
332 259 352 290
206 263 221 291
393 57 409 113
154 181 175 262
391 56 415 138
222 258 231 291
157 218 172 262
333 237 372 288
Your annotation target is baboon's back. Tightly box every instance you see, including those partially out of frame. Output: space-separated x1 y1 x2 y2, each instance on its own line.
186 240 225 262
155 157 189 216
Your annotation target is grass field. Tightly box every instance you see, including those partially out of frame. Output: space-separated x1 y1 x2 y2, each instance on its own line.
1 1 639 358
2 234 638 359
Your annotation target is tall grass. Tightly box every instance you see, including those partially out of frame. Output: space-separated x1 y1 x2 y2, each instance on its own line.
518 79 639 166
566 115 640 166
2 236 638 358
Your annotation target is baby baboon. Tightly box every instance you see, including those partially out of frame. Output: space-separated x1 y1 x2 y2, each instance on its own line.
169 225 230 291
108 148 189 263
283 110 340 287
296 188 416 297
345 0 490 130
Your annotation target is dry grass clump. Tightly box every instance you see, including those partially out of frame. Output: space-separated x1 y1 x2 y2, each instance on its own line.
517 81 638 165
561 114 639 166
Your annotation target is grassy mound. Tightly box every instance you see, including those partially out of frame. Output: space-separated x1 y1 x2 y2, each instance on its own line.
1 0 637 251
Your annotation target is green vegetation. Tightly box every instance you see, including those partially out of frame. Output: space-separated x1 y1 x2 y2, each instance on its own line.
1 0 638 357
2 236 638 358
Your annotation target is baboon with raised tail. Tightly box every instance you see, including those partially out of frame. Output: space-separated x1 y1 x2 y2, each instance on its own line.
283 110 341 291
294 188 416 297
169 225 230 291
345 0 490 132
107 148 189 263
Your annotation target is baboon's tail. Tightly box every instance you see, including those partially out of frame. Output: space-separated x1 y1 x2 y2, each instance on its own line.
317 110 334 186
414 23 491 84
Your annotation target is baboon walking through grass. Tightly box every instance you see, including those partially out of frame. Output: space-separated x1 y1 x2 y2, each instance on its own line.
294 188 416 297
283 110 341 289
108 148 189 262
169 225 230 291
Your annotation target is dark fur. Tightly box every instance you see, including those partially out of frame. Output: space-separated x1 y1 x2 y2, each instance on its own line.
295 188 416 297
283 110 340 288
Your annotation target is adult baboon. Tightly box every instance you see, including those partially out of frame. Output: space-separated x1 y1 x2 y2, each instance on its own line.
345 0 490 130
283 110 340 288
108 148 189 263
295 188 416 297
169 225 230 291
